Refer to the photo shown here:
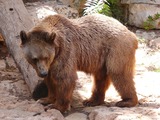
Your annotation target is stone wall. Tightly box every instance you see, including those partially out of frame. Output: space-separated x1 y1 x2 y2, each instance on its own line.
121 0 160 29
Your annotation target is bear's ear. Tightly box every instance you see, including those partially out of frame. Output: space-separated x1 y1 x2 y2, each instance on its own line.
49 32 56 42
20 30 28 45
45 32 56 44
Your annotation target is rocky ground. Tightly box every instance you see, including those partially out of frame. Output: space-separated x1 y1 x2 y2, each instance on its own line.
0 0 160 120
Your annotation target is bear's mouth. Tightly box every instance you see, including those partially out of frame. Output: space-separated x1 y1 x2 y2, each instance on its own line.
38 71 48 78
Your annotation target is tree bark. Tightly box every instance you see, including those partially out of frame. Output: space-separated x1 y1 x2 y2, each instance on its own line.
0 0 40 93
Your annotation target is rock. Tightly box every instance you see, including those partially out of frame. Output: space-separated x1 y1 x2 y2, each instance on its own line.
39 109 65 120
0 79 30 99
0 59 6 70
121 0 160 29
135 30 156 41
54 5 79 19
128 4 160 29
27 101 44 113
59 0 86 15
26 1 79 25
35 6 57 20
5 56 17 70
89 107 160 120
148 37 160 49
65 112 87 120
58 0 71 6
0 109 65 120
121 0 160 4
25 1 57 24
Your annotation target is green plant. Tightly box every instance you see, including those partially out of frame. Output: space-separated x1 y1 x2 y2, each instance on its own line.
98 1 112 16
154 68 160 72
83 0 124 23
107 0 124 22
83 0 111 16
143 13 160 30
137 37 146 44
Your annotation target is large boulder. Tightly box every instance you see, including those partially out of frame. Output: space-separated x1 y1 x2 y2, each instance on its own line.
121 0 160 4
121 0 160 29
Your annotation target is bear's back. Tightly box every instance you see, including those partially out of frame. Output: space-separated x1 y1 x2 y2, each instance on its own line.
70 14 137 50
72 14 127 36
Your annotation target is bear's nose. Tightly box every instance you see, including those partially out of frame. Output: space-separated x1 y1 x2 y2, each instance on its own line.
39 71 48 78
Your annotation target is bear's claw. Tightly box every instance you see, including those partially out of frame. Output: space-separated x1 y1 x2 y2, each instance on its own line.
116 98 138 107
83 99 104 107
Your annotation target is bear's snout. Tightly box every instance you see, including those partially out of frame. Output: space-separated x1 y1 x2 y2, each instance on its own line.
39 71 48 78
36 61 49 78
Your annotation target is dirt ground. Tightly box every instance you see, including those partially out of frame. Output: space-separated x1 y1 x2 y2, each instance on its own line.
0 1 160 120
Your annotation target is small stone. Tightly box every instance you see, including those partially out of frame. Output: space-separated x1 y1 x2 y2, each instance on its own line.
65 112 87 120
135 30 156 41
41 109 65 120
148 37 160 49
5 56 17 70
54 5 79 19
0 59 6 70
27 102 44 113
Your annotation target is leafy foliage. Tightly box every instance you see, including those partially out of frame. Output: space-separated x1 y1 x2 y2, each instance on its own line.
154 68 160 72
83 0 124 23
143 13 160 30
83 0 111 16
108 0 124 22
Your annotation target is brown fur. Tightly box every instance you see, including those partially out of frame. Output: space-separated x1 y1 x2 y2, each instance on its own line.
20 14 138 113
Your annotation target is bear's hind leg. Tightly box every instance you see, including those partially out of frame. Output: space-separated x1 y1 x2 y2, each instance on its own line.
83 70 111 106
111 73 138 107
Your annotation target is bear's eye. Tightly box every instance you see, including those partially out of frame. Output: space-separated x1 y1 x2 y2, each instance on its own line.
44 57 48 60
32 58 38 64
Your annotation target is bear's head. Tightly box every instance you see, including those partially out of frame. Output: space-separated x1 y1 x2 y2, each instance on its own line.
20 30 56 78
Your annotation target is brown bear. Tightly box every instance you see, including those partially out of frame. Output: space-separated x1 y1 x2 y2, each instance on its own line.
20 14 138 113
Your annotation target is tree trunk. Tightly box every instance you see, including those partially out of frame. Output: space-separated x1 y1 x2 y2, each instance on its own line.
0 0 40 93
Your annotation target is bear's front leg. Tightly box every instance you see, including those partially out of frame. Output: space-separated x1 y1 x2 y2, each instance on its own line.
32 80 48 100
38 97 55 106
38 77 56 105
45 77 76 113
